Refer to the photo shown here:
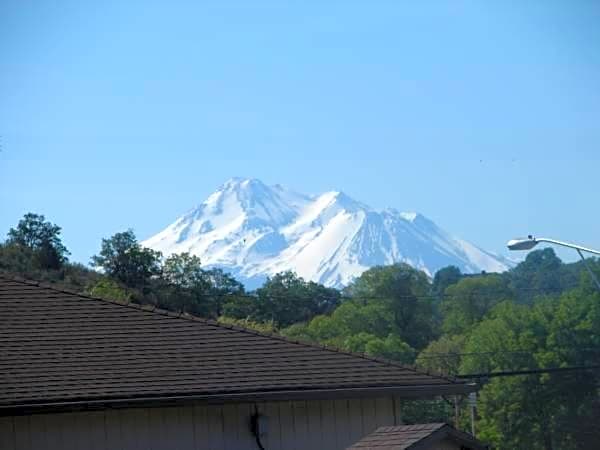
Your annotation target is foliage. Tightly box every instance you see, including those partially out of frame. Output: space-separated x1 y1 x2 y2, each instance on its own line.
88 278 132 302
0 241 37 274
0 214 100 289
345 264 436 349
217 316 277 334
161 252 206 288
5 213 70 270
283 300 392 344
441 274 512 336
508 248 577 303
224 271 340 328
281 300 416 363
460 294 600 449
221 293 258 321
574 257 600 294
90 229 162 290
157 253 245 317
158 252 210 313
431 265 462 299
401 398 455 425
281 264 436 362
345 332 415 363
416 334 467 376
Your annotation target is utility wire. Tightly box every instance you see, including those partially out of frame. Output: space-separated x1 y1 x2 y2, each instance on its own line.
456 364 600 379
140 284 579 303
416 348 600 360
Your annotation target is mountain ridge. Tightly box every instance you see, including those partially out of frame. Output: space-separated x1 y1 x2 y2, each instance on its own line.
142 178 511 288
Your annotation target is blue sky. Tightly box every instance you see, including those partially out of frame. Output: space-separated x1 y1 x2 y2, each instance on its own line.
1 1 599 265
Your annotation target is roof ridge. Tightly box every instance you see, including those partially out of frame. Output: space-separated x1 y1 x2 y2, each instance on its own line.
380 422 447 429
0 271 460 384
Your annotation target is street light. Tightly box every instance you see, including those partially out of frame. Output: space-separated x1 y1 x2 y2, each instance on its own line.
507 235 600 291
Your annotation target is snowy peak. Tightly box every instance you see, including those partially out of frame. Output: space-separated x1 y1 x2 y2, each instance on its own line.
142 179 510 288
203 177 305 226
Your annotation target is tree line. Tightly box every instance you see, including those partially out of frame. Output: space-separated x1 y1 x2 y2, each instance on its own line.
1 212 599 449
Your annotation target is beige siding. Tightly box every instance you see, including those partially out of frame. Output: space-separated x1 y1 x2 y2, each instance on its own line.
0 397 401 450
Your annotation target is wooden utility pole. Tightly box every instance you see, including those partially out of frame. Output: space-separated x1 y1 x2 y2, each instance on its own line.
468 392 477 437
453 396 460 428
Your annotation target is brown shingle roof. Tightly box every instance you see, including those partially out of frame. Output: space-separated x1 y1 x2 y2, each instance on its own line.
346 423 488 450
0 275 474 413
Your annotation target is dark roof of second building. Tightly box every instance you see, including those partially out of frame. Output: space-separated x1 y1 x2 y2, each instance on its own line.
0 274 475 413
346 423 488 450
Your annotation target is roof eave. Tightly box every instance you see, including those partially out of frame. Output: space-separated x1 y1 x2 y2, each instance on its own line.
1 382 477 416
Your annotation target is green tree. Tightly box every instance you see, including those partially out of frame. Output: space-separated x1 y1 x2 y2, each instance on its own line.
162 253 205 287
281 264 437 362
460 293 600 450
508 248 574 303
231 271 340 328
0 241 36 273
282 300 385 345
221 294 258 321
416 334 466 376
88 278 132 302
432 265 462 299
202 267 246 317
203 267 245 298
347 264 435 349
217 316 277 334
159 254 245 317
6 213 70 270
281 296 418 362
344 332 415 363
441 274 512 336
90 230 161 290
570 257 600 296
158 253 209 313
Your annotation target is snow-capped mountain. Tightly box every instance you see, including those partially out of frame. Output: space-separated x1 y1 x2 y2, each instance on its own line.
142 178 510 288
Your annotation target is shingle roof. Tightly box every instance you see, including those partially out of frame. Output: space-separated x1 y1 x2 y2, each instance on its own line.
0 275 474 413
346 423 488 450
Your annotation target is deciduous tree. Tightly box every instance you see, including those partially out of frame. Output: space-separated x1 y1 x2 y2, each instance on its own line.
90 230 161 290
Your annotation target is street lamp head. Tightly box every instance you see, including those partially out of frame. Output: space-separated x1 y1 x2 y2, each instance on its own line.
507 236 538 251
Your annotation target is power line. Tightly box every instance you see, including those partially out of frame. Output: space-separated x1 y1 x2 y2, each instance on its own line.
109 280 584 321
136 284 578 303
456 365 600 379
26 267 580 303
416 348 600 360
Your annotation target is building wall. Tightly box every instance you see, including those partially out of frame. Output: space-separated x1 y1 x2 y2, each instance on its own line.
0 396 402 450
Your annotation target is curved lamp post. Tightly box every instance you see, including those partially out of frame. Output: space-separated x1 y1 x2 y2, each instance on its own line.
507 235 600 291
